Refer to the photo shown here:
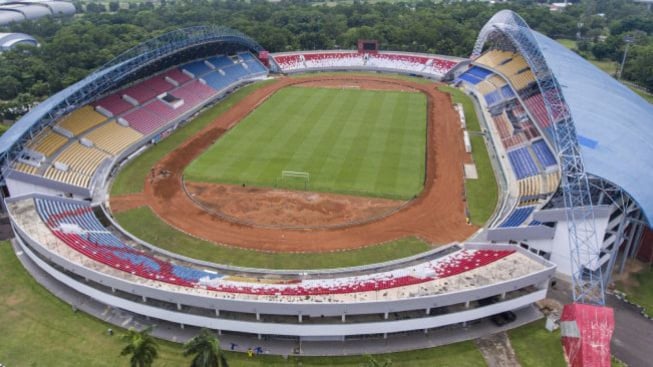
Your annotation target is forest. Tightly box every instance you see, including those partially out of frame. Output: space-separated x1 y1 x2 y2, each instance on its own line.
0 0 651 121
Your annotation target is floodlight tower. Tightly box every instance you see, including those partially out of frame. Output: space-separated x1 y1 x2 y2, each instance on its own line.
473 10 615 367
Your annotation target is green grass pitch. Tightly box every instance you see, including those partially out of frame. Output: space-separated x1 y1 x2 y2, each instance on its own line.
184 86 427 200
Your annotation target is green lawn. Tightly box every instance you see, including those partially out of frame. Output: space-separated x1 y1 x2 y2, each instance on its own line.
0 240 486 366
111 80 276 196
185 86 427 200
438 85 497 226
617 266 653 315
508 319 566 367
115 206 432 269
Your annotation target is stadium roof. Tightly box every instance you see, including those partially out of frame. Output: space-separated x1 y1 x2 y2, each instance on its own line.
475 10 653 225
0 32 38 50
0 26 264 172
0 1 74 25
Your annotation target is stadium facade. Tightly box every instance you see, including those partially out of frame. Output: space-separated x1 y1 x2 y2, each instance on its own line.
0 11 651 353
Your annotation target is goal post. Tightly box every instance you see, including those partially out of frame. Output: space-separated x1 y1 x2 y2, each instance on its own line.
279 170 310 190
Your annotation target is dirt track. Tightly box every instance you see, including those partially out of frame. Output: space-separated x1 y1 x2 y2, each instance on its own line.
111 75 477 252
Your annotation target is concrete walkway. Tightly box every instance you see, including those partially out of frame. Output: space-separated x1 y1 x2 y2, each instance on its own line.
476 332 521 367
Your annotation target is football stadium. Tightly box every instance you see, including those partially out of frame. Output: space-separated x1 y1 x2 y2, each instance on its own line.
0 9 652 362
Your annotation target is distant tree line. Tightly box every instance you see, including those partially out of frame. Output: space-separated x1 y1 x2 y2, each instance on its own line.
0 0 651 121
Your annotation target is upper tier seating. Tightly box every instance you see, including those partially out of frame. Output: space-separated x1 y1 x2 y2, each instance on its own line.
13 162 39 175
28 129 67 157
94 94 134 116
208 55 235 69
56 106 107 136
273 52 457 77
33 197 516 297
161 69 191 85
508 70 536 91
531 139 557 167
53 143 109 176
85 121 143 155
122 83 160 104
507 146 539 179
141 75 175 94
475 50 512 68
183 60 213 77
499 206 535 227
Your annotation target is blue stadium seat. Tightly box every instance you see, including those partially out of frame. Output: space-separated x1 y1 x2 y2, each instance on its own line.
531 139 557 167
499 206 535 227
507 147 539 179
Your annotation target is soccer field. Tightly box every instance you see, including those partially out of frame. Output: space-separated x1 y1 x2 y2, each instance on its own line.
185 86 427 200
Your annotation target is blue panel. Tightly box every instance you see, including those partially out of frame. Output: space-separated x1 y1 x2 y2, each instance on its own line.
484 90 502 106
459 72 482 85
531 139 557 167
468 66 493 79
577 135 598 149
183 60 212 77
501 84 515 98
499 206 534 227
208 55 234 69
507 147 539 179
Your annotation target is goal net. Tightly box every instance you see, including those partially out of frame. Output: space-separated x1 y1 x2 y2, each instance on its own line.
278 170 310 190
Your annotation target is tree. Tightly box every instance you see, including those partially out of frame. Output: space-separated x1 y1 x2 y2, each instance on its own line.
183 329 228 367
364 354 392 367
120 326 159 367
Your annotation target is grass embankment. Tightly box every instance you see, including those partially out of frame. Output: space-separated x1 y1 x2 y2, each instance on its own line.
0 240 485 366
115 206 431 269
185 86 427 200
438 85 498 226
617 265 653 316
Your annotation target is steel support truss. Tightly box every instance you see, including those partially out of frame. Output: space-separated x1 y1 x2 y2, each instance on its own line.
0 26 264 178
473 10 605 305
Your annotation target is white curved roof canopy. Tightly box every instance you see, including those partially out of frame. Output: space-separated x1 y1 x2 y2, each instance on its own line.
0 9 25 24
533 32 653 224
0 32 38 50
476 10 653 224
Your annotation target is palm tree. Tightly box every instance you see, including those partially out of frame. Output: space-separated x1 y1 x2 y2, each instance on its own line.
120 326 159 367
364 354 392 367
183 328 228 367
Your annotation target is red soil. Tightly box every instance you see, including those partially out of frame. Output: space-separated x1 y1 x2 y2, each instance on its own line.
183 182 406 229
111 76 477 252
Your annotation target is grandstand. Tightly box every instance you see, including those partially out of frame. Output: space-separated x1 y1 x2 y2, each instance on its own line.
0 17 652 356
270 50 461 79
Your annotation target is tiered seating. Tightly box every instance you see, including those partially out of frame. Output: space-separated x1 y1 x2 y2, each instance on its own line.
28 129 67 157
500 85 515 99
458 72 483 85
53 143 109 176
543 171 561 194
523 92 551 128
201 71 231 91
56 106 107 135
85 122 143 155
531 139 556 167
208 55 234 69
272 52 457 77
142 75 175 94
499 206 535 227
122 108 167 135
466 66 493 79
488 74 507 87
509 70 536 90
182 60 213 77
44 166 90 187
502 133 527 149
518 176 541 198
183 80 217 99
33 196 518 297
475 80 497 95
495 56 529 75
484 90 503 106
475 50 512 68
122 83 159 104
161 69 191 85
492 113 514 139
13 162 39 175
507 146 539 179
94 94 134 116
245 58 267 74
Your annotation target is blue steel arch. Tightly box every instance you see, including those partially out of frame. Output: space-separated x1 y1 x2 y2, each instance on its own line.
0 26 264 175
473 10 605 305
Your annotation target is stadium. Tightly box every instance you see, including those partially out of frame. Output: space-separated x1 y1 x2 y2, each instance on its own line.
0 9 651 359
